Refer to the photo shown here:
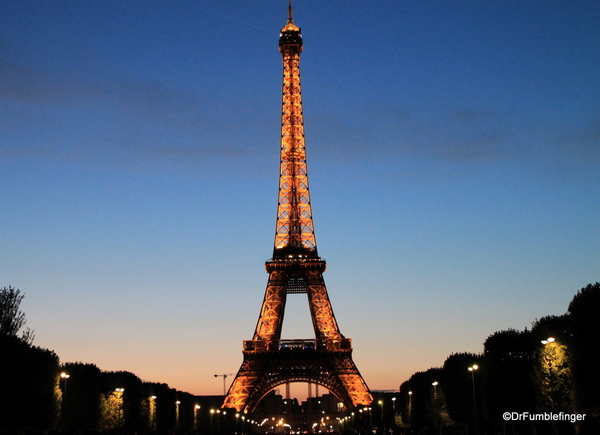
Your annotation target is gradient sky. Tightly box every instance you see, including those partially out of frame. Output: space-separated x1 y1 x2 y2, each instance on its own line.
1 1 599 398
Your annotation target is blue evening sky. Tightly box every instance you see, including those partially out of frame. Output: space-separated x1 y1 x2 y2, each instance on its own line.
1 1 599 396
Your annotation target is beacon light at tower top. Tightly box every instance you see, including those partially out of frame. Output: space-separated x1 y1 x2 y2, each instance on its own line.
281 21 300 33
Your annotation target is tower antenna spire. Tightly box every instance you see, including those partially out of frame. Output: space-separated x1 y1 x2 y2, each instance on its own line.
287 0 293 23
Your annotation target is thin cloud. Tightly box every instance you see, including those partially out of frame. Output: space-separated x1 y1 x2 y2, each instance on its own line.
142 145 256 158
0 146 51 158
450 107 495 121
0 56 202 121
0 44 261 167
421 133 509 163
557 116 600 161
0 36 204 127
309 103 518 164
0 57 72 103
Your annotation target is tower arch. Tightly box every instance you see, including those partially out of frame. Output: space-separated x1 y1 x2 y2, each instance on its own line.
249 379 348 414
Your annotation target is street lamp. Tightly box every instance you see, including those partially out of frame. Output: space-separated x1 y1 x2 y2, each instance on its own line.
468 365 479 434
431 382 440 434
60 372 70 399
60 372 70 431
194 404 201 430
114 388 125 426
408 391 413 424
366 407 372 431
541 337 557 409
149 396 157 429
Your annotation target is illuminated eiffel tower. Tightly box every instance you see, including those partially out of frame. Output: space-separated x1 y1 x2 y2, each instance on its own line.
222 2 373 413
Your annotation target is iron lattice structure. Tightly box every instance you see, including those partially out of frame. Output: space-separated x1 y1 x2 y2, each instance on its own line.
222 3 372 413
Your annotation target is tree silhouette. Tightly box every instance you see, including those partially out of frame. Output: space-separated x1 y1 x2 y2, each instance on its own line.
442 352 482 432
531 315 574 412
568 282 600 419
0 286 34 344
483 328 536 434
0 335 60 432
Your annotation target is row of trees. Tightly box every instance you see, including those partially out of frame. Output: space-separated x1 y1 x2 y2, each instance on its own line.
396 282 600 435
56 363 234 434
0 286 230 434
2 352 235 434
3 283 599 434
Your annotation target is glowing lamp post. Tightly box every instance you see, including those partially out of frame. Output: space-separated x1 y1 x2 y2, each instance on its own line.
194 405 201 430
431 382 441 435
114 388 125 426
60 372 70 402
408 391 413 425
468 365 479 434
60 372 70 431
541 337 557 409
149 396 157 429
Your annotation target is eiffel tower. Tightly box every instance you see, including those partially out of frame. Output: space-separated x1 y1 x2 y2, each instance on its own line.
222 2 373 413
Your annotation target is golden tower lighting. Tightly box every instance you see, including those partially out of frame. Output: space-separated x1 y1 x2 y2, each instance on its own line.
222 1 372 413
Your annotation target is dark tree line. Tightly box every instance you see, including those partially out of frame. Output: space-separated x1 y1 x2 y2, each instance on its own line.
398 282 600 435
3 283 600 434
0 286 234 435
57 363 221 434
